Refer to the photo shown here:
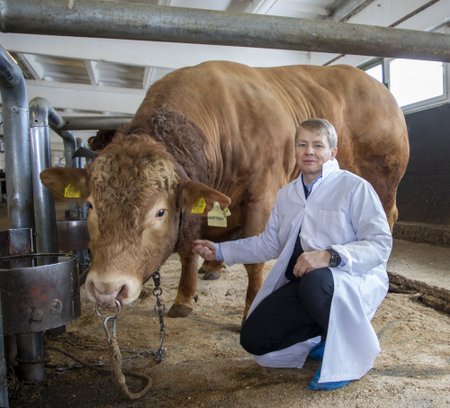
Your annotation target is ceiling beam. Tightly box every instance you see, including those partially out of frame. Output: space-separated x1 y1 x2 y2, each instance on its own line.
84 60 99 85
327 0 374 22
227 0 273 14
1 0 450 62
20 53 45 79
13 52 42 79
25 80 145 114
142 66 153 90
0 33 314 68
246 0 278 14
322 0 450 65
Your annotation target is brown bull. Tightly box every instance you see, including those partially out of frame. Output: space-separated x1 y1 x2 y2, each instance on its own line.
40 61 409 318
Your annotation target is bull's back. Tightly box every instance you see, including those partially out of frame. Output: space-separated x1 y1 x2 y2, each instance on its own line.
136 61 299 196
139 61 408 167
140 61 295 140
136 61 409 225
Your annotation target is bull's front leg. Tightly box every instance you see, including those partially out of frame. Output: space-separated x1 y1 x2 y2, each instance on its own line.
167 252 199 318
243 263 264 319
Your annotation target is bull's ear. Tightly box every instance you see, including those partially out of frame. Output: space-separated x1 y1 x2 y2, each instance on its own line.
179 180 231 215
40 167 89 201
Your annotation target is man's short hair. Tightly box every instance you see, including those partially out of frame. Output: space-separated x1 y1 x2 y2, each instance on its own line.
296 118 338 148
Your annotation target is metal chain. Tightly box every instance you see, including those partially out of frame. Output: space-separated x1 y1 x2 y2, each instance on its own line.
51 271 169 400
151 270 166 363
95 270 166 363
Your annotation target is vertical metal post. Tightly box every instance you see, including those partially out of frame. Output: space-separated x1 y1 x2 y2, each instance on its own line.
0 294 9 408
0 44 35 404
29 99 59 254
0 47 33 230
15 332 45 384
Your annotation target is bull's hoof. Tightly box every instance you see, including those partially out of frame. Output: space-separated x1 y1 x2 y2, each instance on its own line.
167 303 193 318
198 267 207 275
201 270 221 280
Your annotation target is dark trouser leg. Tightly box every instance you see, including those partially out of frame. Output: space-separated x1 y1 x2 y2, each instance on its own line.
240 267 334 356
298 267 334 333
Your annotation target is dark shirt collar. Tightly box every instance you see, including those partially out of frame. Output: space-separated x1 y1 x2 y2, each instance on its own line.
301 174 321 198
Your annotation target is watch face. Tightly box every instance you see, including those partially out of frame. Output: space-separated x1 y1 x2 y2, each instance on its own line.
328 250 341 267
330 255 339 267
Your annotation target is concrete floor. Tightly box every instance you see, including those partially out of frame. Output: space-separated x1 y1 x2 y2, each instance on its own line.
388 238 450 292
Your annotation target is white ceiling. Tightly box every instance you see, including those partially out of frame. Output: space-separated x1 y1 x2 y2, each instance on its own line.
0 0 449 121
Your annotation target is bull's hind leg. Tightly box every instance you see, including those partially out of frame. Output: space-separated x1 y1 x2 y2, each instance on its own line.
243 263 264 319
198 259 225 280
387 202 399 231
168 252 198 318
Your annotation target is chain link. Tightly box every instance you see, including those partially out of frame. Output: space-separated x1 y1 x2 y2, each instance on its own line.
151 270 166 362
95 271 166 363
92 273 166 399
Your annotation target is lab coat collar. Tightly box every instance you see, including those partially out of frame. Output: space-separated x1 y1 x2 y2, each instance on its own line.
322 158 340 178
295 158 340 200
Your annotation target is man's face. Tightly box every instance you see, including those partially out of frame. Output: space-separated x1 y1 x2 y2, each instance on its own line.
295 128 338 184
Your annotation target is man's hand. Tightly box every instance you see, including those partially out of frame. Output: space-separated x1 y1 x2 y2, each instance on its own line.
293 250 331 278
192 239 217 261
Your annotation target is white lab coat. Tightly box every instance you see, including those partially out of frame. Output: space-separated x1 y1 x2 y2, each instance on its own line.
220 158 392 383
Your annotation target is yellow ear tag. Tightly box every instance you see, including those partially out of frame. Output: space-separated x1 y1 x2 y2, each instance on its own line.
191 196 206 214
64 183 81 198
208 201 227 227
223 207 231 217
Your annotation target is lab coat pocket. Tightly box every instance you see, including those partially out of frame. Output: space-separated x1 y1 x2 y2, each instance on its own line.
314 208 351 245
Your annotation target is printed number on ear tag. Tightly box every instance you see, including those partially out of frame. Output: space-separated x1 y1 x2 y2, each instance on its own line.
64 183 81 198
208 202 227 228
191 197 207 214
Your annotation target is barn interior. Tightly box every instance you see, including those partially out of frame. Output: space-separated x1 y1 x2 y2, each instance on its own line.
0 1 449 407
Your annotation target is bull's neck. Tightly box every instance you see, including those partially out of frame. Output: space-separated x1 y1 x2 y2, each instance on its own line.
131 108 212 185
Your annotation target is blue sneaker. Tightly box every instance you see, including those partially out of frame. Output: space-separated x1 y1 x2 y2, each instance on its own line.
308 365 351 391
308 340 325 361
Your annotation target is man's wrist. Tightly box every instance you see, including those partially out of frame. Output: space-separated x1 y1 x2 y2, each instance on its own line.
215 243 224 262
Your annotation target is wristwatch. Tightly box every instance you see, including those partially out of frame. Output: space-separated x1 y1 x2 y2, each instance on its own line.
327 248 341 267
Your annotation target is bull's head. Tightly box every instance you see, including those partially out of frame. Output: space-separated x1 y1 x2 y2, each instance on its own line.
40 134 230 307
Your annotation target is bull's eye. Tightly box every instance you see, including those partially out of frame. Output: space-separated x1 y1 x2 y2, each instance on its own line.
156 209 166 218
86 201 93 210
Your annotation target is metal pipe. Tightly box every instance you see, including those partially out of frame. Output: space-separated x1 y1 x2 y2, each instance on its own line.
15 332 45 383
29 98 83 251
0 45 33 229
29 98 77 367
58 131 76 169
61 115 132 131
44 104 77 168
29 97 58 254
0 0 450 62
27 98 77 168
74 137 83 169
0 46 36 398
0 295 9 408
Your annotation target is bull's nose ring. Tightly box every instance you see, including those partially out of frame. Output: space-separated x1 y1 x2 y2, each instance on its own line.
95 298 122 320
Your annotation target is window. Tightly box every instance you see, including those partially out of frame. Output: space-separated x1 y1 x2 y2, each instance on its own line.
389 59 444 107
